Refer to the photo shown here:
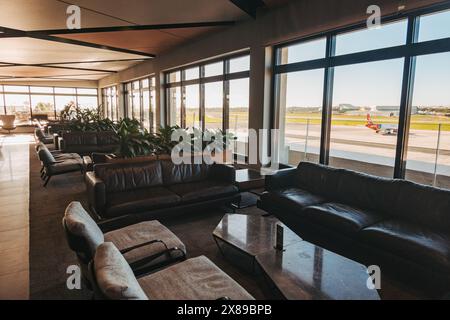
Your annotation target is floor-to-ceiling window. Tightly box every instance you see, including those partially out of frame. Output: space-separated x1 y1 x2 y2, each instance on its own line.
124 76 156 132
164 53 250 156
0 85 98 125
102 85 119 121
273 5 450 187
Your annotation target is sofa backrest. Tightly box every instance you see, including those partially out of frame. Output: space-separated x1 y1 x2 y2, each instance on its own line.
38 147 56 165
394 180 450 232
161 160 211 185
96 131 119 146
95 161 163 193
63 132 98 146
296 162 450 229
334 169 401 216
296 162 341 199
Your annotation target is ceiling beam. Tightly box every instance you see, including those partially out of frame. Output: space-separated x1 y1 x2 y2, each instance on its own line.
28 21 236 35
0 62 116 73
33 58 149 66
229 0 265 18
0 26 155 58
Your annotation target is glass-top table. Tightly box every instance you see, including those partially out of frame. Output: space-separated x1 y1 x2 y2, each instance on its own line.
213 214 380 300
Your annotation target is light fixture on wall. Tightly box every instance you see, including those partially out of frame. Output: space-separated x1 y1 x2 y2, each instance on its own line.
398 0 406 11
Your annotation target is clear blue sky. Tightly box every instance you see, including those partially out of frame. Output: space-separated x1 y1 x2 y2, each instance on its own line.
285 9 450 109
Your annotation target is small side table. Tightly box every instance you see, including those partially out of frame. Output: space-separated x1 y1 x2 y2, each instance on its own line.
233 169 266 209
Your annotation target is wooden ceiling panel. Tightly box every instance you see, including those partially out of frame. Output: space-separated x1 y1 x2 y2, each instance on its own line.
0 37 147 65
0 66 109 78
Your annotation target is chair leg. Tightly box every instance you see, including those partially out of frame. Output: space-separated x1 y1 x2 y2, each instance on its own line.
40 172 46 180
40 166 44 174
43 175 51 187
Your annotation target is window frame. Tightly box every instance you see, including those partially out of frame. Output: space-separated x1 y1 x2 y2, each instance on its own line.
0 84 98 122
164 52 250 132
272 2 450 179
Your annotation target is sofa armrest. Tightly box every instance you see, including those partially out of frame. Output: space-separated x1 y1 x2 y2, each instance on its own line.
210 164 236 183
265 167 298 191
59 137 65 152
85 171 106 216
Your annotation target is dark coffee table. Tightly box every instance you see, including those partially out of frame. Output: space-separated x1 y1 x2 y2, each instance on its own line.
213 214 380 300
234 169 265 192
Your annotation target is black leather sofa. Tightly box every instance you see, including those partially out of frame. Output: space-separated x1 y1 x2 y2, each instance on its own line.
86 160 240 231
59 131 119 156
258 162 450 292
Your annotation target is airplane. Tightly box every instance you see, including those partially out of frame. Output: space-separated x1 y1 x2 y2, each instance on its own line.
365 114 398 135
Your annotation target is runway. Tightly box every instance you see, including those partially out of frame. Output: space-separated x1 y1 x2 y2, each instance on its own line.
283 123 450 176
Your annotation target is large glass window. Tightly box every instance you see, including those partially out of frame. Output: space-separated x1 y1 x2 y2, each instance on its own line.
276 69 324 165
418 9 450 42
204 82 223 130
229 78 250 157
132 81 141 121
31 94 55 120
0 85 97 124
123 76 156 131
329 59 404 177
273 6 450 187
5 93 31 125
335 20 407 55
278 38 326 65
164 54 250 147
406 52 450 189
168 86 182 127
185 84 200 128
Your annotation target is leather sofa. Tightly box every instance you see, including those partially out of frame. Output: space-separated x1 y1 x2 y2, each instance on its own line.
59 131 119 156
86 160 239 230
258 162 450 291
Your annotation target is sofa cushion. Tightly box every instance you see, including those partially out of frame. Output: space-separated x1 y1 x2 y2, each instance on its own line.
335 169 401 216
168 181 238 203
394 180 450 232
137 256 253 300
303 203 385 235
49 158 82 174
64 201 104 254
261 187 326 212
94 242 148 300
360 219 450 272
106 187 181 217
104 220 186 263
95 161 163 193
161 161 210 185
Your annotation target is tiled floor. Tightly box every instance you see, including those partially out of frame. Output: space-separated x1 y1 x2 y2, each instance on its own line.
0 134 32 299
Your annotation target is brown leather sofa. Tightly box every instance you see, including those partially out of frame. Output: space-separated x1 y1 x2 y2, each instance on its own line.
59 131 119 156
86 160 239 230
258 162 450 291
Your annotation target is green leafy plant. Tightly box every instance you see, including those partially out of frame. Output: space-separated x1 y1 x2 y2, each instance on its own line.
153 125 182 155
114 118 156 158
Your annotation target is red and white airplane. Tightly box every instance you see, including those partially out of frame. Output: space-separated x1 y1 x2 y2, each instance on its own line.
365 114 398 135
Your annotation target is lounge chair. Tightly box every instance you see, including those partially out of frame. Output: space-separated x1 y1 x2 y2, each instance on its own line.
89 242 254 300
63 202 186 286
38 145 83 187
